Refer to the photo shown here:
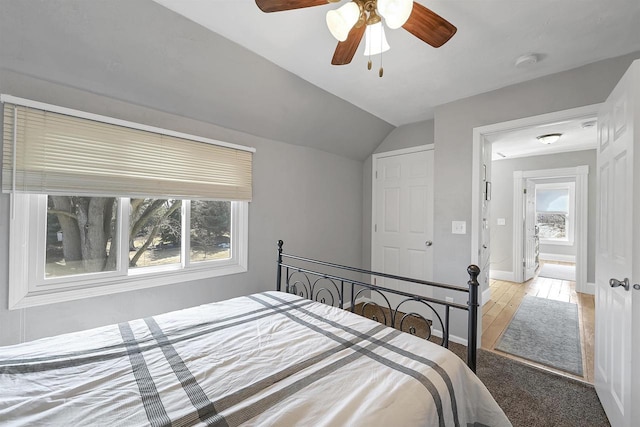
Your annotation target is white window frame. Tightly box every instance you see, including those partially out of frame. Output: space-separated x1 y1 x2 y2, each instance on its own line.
8 195 248 309
535 182 575 246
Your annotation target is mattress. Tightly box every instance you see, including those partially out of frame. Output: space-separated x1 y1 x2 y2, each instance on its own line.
0 291 511 426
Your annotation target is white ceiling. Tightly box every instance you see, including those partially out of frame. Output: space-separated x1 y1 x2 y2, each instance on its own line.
488 116 598 161
153 0 640 126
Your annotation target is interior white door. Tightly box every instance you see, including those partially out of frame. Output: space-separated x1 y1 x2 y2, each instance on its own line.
523 179 538 281
372 148 434 309
594 60 639 427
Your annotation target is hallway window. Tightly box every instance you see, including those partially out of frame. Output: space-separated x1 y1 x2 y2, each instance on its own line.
536 182 575 244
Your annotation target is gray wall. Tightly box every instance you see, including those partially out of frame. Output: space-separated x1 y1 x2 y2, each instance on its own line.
489 151 597 282
0 72 364 346
0 0 394 346
0 0 393 161
432 52 640 337
362 52 639 340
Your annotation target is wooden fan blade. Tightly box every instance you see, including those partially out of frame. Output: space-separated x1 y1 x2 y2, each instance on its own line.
402 2 457 48
331 24 366 65
255 0 329 13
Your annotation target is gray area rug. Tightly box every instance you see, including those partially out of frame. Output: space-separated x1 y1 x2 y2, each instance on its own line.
495 295 583 376
447 343 609 427
538 263 576 281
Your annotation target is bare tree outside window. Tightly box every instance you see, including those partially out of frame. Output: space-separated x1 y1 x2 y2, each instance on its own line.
46 196 232 278
129 198 182 268
537 212 568 239
190 200 231 262
46 196 119 277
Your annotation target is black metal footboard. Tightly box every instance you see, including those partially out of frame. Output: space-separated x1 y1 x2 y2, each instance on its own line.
275 240 481 372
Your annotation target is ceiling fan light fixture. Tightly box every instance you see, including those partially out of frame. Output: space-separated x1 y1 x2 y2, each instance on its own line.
326 2 361 42
364 22 390 56
537 133 563 145
377 0 413 29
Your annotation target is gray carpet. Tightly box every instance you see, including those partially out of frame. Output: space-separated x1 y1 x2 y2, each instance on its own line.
538 263 576 281
446 343 610 427
495 295 583 376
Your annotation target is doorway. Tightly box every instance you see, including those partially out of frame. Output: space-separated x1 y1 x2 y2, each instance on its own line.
471 105 600 382
471 104 601 304
512 167 589 292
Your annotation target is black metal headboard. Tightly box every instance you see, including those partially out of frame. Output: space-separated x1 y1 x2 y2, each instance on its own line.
275 240 481 372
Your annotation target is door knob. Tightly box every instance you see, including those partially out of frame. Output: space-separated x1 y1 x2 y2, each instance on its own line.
609 278 630 291
482 244 488 249
425 241 433 247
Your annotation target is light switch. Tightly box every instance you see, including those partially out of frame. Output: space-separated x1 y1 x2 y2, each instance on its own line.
452 221 466 234
497 218 506 226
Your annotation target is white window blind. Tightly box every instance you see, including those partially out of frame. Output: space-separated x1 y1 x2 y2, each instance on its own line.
2 101 253 200
536 188 569 213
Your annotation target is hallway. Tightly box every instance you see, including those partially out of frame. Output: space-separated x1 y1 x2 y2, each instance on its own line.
482 261 595 383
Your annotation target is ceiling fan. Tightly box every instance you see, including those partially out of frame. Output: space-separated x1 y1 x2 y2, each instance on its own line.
255 0 456 70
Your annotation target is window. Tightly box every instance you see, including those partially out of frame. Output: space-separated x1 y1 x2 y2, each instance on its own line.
535 182 575 244
3 96 253 309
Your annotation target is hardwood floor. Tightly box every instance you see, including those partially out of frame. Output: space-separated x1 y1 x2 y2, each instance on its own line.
481 261 595 383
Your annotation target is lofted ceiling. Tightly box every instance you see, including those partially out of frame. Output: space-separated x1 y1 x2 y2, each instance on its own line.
153 0 640 126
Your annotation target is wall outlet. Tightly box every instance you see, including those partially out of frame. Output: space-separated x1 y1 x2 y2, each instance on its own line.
452 221 466 234
497 218 506 226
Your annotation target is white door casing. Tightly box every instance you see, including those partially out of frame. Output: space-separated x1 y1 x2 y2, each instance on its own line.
371 146 434 313
472 104 600 294
594 60 639 427
523 179 538 281
479 142 492 301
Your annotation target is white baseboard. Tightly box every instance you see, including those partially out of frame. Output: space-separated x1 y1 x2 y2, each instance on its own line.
432 328 468 347
539 253 576 263
342 296 368 310
490 270 515 282
482 288 491 306
583 282 595 295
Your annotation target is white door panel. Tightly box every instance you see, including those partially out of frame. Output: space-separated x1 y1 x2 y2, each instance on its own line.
373 148 434 318
595 59 639 427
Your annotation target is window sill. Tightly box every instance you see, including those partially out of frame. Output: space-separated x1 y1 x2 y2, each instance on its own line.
8 262 247 310
539 239 574 247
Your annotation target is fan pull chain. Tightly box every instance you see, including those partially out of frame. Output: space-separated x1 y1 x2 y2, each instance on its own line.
379 25 384 77
367 25 372 71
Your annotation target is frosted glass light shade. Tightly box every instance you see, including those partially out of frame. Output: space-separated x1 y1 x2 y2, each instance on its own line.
326 2 360 42
537 133 562 144
377 0 413 29
364 22 390 56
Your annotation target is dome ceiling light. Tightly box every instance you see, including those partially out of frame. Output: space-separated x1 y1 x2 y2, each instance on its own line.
537 133 563 145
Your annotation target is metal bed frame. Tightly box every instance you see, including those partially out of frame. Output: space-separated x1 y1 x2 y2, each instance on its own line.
275 240 481 372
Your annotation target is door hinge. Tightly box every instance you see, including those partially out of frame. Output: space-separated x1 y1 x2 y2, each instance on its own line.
374 277 377 285
374 224 377 232
524 188 527 194
375 170 378 179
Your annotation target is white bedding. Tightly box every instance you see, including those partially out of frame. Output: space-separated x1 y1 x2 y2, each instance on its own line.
0 291 511 426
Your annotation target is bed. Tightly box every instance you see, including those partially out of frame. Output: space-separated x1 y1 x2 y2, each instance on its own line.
0 241 511 426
